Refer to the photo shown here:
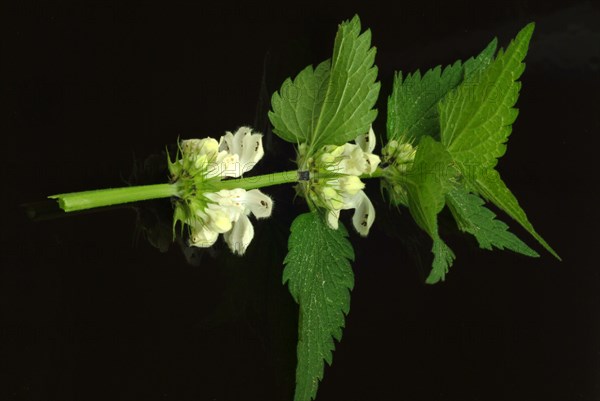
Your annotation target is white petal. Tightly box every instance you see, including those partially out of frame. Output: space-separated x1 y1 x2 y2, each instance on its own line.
219 127 263 176
321 186 344 210
200 138 220 157
326 209 340 230
232 126 252 156
205 206 233 233
217 152 241 178
351 190 375 236
219 131 238 155
331 144 347 158
243 189 273 219
234 126 253 137
202 138 220 155
193 207 207 221
363 153 381 174
224 214 254 255
355 126 376 153
338 176 365 195
205 190 246 221
183 138 218 158
240 131 264 171
189 223 219 247
203 191 221 203
339 146 366 176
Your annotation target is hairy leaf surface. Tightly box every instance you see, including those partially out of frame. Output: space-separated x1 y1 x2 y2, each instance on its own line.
269 15 380 153
284 212 355 401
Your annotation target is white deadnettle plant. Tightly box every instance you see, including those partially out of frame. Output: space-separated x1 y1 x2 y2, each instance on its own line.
47 20 557 401
300 126 381 236
170 127 272 255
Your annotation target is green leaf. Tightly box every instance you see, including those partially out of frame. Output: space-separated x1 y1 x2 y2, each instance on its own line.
386 38 497 143
439 23 559 259
387 61 462 143
268 60 331 144
283 212 355 401
427 237 456 285
446 187 539 257
405 137 454 237
474 170 560 259
462 37 498 80
404 136 457 283
440 23 533 170
269 15 380 152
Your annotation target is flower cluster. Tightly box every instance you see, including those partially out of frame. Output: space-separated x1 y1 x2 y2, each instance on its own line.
381 138 417 206
170 126 265 182
170 127 272 255
298 127 381 236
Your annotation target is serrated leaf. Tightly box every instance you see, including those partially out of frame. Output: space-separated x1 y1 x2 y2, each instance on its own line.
269 15 380 153
313 16 380 148
474 170 560 259
283 212 355 401
426 237 456 284
405 136 454 238
463 37 498 80
404 136 457 283
268 60 331 144
446 187 539 256
439 23 559 259
386 38 497 143
387 62 462 143
440 23 533 170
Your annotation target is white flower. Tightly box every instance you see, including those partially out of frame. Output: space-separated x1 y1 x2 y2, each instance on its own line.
319 126 381 176
189 188 273 255
189 223 219 247
218 126 264 177
320 176 375 237
174 127 273 255
354 125 381 174
178 126 264 180
303 126 380 236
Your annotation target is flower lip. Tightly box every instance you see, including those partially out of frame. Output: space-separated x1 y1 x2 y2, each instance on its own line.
189 223 219 248
224 214 254 255
218 126 265 177
355 125 377 153
350 190 375 236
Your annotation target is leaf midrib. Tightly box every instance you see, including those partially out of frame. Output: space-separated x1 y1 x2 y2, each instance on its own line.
448 44 523 152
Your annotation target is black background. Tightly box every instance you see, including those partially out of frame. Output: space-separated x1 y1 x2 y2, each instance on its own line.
2 1 599 400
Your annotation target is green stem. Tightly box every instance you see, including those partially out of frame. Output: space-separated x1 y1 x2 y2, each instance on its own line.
361 167 385 180
220 167 383 190
217 170 300 190
50 183 179 212
49 168 385 213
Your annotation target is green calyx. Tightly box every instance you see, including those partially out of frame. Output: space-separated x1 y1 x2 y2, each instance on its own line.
380 139 417 206
296 143 349 211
